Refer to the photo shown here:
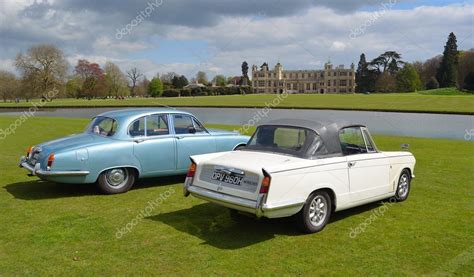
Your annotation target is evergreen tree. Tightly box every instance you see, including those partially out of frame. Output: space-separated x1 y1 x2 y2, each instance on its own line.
241 61 249 85
436 32 459 87
355 53 369 92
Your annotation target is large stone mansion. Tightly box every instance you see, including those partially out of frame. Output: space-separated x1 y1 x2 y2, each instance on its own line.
251 62 356 94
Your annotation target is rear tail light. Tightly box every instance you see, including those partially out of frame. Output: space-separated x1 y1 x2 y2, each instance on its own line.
187 161 197 177
259 170 271 194
47 153 55 168
26 146 33 157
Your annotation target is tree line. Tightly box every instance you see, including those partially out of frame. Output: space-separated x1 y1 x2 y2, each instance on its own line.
356 32 474 93
0 43 253 102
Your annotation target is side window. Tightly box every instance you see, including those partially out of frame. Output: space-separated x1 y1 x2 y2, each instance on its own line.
362 129 376 152
339 127 368 155
192 118 206 133
173 114 194 134
147 114 169 136
129 117 145 137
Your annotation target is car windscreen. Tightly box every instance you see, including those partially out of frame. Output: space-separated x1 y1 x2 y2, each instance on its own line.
86 116 118 137
245 126 321 157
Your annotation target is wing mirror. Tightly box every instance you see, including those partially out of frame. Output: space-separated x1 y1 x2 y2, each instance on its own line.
400 143 410 150
188 126 196 134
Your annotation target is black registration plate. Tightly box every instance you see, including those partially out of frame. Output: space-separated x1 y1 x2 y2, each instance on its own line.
211 171 243 185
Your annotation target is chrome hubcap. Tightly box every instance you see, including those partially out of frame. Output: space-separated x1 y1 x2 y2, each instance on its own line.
398 174 409 198
309 196 328 227
106 168 128 188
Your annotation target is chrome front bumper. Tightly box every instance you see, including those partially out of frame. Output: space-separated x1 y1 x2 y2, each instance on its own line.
19 156 90 177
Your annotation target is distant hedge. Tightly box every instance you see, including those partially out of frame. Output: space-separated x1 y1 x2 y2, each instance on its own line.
160 86 252 97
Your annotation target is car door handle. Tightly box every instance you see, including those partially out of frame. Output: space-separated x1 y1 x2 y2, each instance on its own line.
176 136 184 140
134 139 144 143
348 161 356 167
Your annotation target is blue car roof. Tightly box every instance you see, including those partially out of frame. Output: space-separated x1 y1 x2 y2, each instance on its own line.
97 108 192 120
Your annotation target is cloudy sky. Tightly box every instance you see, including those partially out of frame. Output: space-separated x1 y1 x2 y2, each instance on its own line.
0 0 472 79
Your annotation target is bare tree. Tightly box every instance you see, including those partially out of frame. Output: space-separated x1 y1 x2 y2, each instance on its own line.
0 70 19 102
15 44 68 100
126 67 143 96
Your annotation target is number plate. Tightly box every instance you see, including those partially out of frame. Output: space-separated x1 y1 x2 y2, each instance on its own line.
211 171 243 186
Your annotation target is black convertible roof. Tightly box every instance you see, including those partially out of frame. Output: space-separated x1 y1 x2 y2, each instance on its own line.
260 119 367 156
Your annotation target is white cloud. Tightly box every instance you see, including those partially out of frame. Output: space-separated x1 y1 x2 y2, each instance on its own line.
0 1 472 80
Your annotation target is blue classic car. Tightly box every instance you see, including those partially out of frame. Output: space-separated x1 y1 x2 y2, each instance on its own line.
19 108 250 194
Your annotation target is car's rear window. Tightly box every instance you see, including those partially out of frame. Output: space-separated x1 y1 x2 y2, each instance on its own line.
86 116 118 137
246 126 321 157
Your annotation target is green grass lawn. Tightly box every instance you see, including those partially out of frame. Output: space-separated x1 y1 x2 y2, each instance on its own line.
0 88 473 114
0 116 473 275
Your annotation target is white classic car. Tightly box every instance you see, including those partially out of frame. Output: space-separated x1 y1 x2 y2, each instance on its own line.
183 119 416 233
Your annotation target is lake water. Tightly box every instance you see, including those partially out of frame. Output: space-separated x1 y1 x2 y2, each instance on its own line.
0 107 473 140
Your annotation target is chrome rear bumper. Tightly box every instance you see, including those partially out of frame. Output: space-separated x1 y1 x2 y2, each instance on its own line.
184 179 304 218
19 157 90 177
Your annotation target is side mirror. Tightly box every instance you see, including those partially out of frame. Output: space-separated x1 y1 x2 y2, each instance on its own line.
400 143 410 150
188 126 196 134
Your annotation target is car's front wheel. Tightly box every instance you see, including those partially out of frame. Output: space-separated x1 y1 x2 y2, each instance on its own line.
395 169 411 202
97 167 136 194
296 191 332 233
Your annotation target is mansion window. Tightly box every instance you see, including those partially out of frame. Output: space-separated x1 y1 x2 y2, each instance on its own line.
340 80 347 86
306 83 311 90
333 80 337 86
258 81 265 87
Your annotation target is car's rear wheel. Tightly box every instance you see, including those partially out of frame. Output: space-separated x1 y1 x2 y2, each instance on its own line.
296 191 332 233
395 169 411 202
97 167 135 194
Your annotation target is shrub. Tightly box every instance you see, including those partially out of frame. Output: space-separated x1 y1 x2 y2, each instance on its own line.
191 87 207 96
425 77 439 90
180 89 191 97
162 89 179 97
464 72 474 91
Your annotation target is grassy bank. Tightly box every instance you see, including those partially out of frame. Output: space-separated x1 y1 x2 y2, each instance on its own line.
0 116 472 275
0 88 473 114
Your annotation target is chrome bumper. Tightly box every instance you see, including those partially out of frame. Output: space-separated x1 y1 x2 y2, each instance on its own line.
184 180 304 218
19 156 90 177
